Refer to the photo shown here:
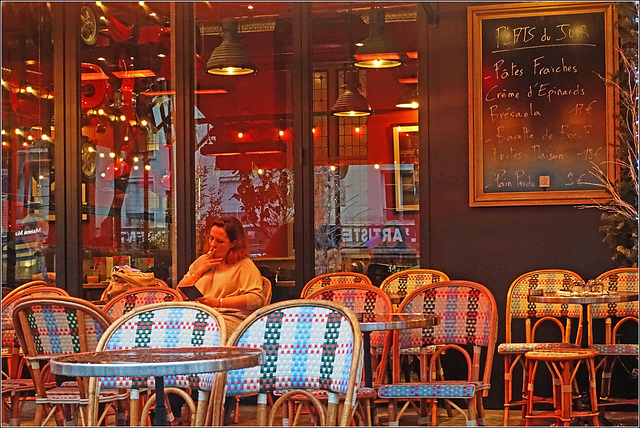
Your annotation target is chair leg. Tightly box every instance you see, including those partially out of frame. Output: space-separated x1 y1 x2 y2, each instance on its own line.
467 395 477 426
587 357 600 426
387 398 398 426
503 355 511 426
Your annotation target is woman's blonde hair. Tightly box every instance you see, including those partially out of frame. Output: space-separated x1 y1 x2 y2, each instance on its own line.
204 216 250 264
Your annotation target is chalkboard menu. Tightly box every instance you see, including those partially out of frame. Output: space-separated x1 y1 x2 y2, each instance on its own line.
468 2 616 206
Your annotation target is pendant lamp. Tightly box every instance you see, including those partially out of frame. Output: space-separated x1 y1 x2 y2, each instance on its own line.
330 69 372 117
396 85 419 109
354 7 401 69
205 20 256 76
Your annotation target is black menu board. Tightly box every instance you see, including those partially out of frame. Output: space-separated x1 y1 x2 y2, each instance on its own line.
468 2 616 206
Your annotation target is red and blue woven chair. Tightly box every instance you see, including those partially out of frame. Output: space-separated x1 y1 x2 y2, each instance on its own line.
211 300 363 426
498 269 583 426
380 268 449 306
305 283 394 425
377 280 498 427
87 301 226 426
589 267 639 421
300 272 373 298
12 295 129 426
101 286 183 322
2 287 69 426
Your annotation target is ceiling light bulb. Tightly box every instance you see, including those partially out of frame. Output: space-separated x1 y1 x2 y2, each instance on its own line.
39 175 44 180
139 1 145 6
134 165 139 170
133 156 139 162
42 134 49 140
374 163 380 169
140 119 148 126
88 146 95 153
15 128 20 135
355 127 360 133
330 165 336 172
144 164 151 170
1 130 5 135
101 172 106 177
96 2 102 6
23 142 28 147
157 53 166 58
109 152 116 158
238 132 243 138
98 109 105 115
124 136 129 141
99 153 105 158
120 115 126 121
257 168 263 175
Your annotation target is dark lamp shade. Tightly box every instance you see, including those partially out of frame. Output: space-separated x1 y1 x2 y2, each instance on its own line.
354 8 401 69
330 70 372 117
205 21 256 76
396 87 419 109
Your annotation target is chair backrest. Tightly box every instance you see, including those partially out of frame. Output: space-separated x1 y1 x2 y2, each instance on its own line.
102 286 184 321
154 278 170 288
306 283 393 349
2 280 49 301
94 301 226 390
300 272 372 298
396 280 498 386
224 299 362 426
505 269 583 343
12 295 111 360
380 268 449 298
262 276 273 305
2 286 70 348
589 267 639 345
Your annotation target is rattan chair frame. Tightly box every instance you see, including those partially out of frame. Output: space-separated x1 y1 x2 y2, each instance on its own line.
380 280 499 427
305 283 394 425
300 272 372 298
589 267 639 416
101 286 184 322
211 299 363 427
2 281 49 302
87 301 227 427
500 269 584 426
12 295 125 426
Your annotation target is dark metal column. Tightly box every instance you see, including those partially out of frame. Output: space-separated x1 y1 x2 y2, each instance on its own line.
292 3 315 289
53 2 82 296
171 3 197 285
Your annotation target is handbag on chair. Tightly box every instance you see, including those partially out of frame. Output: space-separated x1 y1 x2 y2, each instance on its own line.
102 265 156 303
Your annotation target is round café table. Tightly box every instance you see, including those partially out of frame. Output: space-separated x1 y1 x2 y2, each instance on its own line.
50 346 264 426
528 292 638 348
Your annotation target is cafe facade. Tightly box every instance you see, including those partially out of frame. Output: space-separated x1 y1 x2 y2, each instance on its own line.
2 1 636 409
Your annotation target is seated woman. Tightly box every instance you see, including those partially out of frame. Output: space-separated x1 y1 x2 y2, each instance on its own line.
177 216 267 333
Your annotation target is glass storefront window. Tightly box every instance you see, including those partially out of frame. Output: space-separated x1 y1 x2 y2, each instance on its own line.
79 2 173 288
195 3 295 282
2 3 56 287
312 2 420 284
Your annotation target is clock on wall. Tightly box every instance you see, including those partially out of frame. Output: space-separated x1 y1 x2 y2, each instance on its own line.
80 5 98 46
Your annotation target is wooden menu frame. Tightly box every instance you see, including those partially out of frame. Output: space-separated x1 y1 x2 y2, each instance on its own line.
393 125 419 212
468 2 616 207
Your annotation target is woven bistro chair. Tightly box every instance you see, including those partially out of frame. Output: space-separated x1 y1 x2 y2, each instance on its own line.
304 283 393 425
87 301 227 427
11 296 128 427
498 269 583 426
379 269 450 392
380 269 449 307
2 281 49 301
589 267 639 421
101 286 183 322
377 280 499 427
300 272 372 298
209 299 363 427
229 276 273 424
2 286 70 426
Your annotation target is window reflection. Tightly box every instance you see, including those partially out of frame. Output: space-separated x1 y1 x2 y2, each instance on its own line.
2 3 55 287
79 2 173 289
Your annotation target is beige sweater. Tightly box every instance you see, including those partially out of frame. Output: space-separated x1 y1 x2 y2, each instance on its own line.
182 256 265 311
